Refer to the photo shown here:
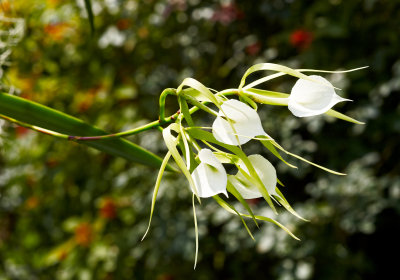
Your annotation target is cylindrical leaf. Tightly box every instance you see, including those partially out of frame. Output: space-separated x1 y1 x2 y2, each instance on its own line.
0 93 170 169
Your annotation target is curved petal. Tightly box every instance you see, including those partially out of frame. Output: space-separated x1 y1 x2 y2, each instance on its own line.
212 99 267 145
288 75 351 117
236 154 278 197
191 149 228 198
198 149 223 169
228 175 262 199
212 116 250 145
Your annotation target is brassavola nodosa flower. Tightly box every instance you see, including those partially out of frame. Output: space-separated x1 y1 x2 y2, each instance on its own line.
191 148 228 198
229 154 278 199
212 99 269 145
288 75 350 117
141 63 364 264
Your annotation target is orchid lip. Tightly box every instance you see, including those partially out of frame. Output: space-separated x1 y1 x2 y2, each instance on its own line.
212 99 268 145
191 149 228 198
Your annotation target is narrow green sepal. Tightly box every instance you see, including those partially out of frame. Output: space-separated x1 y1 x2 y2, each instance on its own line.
275 188 309 222
227 180 259 228
325 109 365 124
213 195 255 241
142 152 172 240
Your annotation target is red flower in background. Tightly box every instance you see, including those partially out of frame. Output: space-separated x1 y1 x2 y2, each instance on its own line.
116 18 131 30
212 3 244 25
74 223 93 247
290 29 313 49
15 126 30 138
44 22 72 41
245 42 261 56
46 158 59 168
246 198 262 206
99 198 117 220
25 196 40 210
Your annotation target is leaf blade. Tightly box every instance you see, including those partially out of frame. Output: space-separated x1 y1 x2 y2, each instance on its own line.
0 92 168 169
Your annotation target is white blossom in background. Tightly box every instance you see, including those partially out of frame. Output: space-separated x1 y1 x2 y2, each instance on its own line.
212 99 269 145
0 16 25 140
288 75 350 117
104 0 120 15
0 16 25 47
76 0 103 16
191 149 228 198
98 26 126 48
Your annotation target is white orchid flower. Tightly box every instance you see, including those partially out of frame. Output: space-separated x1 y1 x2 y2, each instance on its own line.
191 149 228 198
288 75 350 117
230 154 278 199
212 99 268 145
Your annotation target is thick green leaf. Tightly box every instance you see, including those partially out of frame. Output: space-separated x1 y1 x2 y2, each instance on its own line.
0 92 169 169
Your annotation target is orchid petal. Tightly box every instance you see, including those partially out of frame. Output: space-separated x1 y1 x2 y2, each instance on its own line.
212 99 267 145
288 75 351 117
235 154 278 198
228 175 262 199
191 149 228 198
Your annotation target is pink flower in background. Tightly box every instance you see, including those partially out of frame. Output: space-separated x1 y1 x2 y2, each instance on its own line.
212 3 244 25
290 29 313 49
245 42 261 56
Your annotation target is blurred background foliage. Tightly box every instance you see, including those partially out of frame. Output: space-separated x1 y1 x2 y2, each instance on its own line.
0 0 399 279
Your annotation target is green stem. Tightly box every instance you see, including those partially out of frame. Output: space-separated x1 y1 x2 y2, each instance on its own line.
159 88 177 122
0 114 69 139
217 88 239 97
69 111 180 141
0 109 181 141
70 88 240 140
